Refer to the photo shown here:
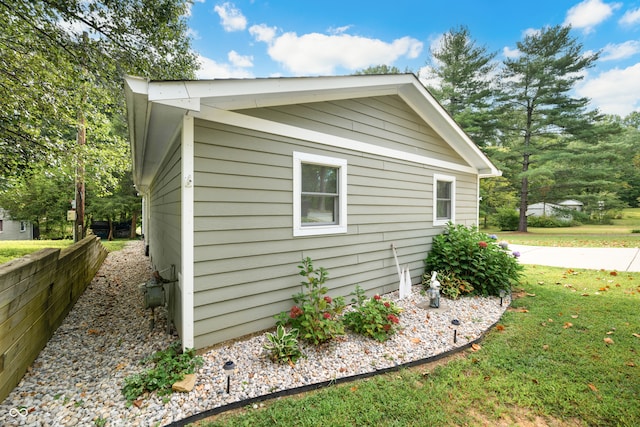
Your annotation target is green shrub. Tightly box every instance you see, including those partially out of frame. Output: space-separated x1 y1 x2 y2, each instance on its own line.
494 207 519 231
275 257 345 345
527 215 574 228
121 341 203 404
425 223 523 296
343 285 402 342
263 325 303 364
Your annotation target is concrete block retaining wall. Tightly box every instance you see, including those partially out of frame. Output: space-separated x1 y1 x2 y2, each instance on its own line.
0 236 108 402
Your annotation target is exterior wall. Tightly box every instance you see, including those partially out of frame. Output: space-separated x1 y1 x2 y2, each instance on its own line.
147 137 184 338
191 95 479 348
0 209 33 241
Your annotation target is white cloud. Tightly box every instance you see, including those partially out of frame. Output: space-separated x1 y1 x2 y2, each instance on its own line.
522 27 541 38
564 0 622 33
187 28 200 40
619 7 640 26
600 40 640 61
502 46 520 59
328 25 352 35
249 24 277 43
214 2 247 32
254 31 423 75
228 50 253 67
196 54 254 79
576 63 640 116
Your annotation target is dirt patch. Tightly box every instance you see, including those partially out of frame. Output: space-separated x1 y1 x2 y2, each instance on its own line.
467 406 584 427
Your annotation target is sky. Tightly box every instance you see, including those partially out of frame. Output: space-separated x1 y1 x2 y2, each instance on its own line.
185 0 640 117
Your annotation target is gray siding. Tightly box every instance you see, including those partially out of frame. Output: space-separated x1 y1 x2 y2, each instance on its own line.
0 209 33 241
148 138 184 336
191 95 479 348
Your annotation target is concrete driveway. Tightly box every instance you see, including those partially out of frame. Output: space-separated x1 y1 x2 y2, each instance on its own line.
510 244 640 272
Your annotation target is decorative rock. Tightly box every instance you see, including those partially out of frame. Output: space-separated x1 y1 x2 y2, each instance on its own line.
0 240 509 427
172 374 196 392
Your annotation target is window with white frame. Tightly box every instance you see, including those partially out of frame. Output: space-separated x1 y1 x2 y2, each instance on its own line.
293 152 347 236
433 174 455 226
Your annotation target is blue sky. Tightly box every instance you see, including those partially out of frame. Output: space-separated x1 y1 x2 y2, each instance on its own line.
186 0 640 117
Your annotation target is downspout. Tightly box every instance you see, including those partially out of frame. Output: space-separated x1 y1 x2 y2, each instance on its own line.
181 114 195 350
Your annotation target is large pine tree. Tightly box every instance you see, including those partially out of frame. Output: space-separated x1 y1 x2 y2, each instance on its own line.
497 25 600 232
425 25 498 147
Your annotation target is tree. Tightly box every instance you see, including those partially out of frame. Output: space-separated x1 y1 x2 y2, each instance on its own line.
424 26 498 147
497 25 602 232
355 64 406 75
0 0 198 238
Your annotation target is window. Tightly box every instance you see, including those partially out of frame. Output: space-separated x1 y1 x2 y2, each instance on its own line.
433 174 455 226
293 152 347 236
0 220 3 232
20 221 26 232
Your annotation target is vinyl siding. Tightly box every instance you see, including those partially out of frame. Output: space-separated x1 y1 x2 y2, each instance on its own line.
191 95 479 348
148 137 183 336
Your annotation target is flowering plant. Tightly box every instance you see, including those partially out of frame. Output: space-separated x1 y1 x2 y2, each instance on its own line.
425 223 522 296
275 257 345 345
343 285 402 341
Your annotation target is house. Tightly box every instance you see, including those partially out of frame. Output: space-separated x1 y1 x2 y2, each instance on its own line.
526 202 562 217
125 74 501 350
527 199 583 217
0 208 34 241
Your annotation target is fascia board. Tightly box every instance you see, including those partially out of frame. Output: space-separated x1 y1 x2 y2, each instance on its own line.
124 76 151 187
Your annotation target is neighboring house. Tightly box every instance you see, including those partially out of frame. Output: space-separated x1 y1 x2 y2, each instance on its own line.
125 74 501 350
527 199 584 217
558 199 583 211
0 208 34 241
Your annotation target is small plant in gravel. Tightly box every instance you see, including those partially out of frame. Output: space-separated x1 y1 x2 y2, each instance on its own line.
343 285 402 342
121 341 203 405
263 324 303 364
425 223 522 296
275 257 345 345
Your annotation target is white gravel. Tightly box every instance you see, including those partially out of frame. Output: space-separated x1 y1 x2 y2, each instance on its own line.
0 240 508 426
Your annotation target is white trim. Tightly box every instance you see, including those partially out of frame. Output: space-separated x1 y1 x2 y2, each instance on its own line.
195 106 478 175
181 115 195 350
433 173 456 226
293 151 347 237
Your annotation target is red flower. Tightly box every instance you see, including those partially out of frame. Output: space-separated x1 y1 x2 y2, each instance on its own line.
289 306 303 319
373 294 381 301
384 302 391 308
323 312 331 319
324 296 332 303
387 314 399 324
478 241 488 248
383 324 391 331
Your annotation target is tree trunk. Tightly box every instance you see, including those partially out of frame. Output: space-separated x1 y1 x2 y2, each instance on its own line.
519 173 528 232
130 212 137 239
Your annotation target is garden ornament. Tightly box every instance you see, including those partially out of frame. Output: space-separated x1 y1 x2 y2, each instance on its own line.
428 271 441 308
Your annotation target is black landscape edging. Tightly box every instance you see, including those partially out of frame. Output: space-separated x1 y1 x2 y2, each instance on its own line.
167 319 501 427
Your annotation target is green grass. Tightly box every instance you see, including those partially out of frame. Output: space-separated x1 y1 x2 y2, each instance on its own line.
195 266 640 427
0 238 131 264
0 239 75 264
483 208 640 248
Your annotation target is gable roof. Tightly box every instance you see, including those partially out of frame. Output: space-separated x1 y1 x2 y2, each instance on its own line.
125 74 500 191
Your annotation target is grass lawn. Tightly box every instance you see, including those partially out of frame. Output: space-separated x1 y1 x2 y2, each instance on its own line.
483 208 640 248
0 238 130 264
194 266 640 427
